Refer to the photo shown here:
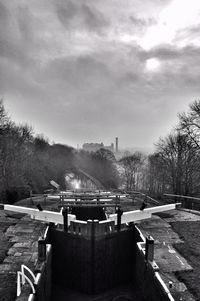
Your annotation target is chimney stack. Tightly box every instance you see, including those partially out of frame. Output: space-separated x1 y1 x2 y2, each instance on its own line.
115 137 119 152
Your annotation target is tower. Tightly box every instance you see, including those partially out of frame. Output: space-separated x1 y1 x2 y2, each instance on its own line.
115 137 119 152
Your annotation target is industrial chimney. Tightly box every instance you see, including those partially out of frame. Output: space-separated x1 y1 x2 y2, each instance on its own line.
115 137 119 152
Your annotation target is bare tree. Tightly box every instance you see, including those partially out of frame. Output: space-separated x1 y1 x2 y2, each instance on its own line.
149 132 200 196
119 152 144 191
179 100 200 150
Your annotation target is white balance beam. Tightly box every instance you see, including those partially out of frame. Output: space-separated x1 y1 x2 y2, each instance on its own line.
109 203 181 225
4 203 181 226
4 205 76 226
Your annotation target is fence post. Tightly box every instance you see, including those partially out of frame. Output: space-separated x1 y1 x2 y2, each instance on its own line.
145 235 154 262
62 207 68 232
38 237 46 262
116 207 123 232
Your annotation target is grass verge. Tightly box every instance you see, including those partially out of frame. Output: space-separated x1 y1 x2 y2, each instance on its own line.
171 221 200 301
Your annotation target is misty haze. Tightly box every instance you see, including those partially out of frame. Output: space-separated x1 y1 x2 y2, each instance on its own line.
1 1 200 301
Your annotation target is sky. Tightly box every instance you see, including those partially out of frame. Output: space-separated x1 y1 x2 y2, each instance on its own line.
1 0 200 152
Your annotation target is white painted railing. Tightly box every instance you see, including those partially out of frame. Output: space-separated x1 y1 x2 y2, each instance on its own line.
17 265 36 297
21 264 36 285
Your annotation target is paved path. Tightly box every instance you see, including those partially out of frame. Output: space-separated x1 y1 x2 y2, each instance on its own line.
137 209 200 301
0 207 46 301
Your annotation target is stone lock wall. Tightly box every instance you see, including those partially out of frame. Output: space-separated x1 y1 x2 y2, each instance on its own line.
133 226 174 301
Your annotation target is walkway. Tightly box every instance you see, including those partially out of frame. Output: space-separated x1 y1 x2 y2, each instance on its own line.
0 206 46 301
137 209 200 301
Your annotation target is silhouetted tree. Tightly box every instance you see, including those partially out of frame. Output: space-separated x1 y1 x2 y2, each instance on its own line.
148 132 200 196
179 100 200 149
119 152 144 191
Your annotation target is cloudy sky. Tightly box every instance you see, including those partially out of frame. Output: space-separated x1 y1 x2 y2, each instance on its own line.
1 0 200 151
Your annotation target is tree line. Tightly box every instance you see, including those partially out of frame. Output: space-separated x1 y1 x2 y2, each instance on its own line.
119 100 200 198
2 98 200 203
0 100 119 203
148 100 200 197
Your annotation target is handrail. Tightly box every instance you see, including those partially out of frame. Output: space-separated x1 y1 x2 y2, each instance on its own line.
17 271 36 297
164 193 200 201
21 264 36 285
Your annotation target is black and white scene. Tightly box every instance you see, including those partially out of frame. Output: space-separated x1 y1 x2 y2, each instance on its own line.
1 0 200 300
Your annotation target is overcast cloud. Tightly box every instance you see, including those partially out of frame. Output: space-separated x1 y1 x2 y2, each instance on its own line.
1 0 200 151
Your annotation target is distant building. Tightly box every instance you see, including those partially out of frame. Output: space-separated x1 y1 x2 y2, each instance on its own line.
82 142 114 153
104 143 114 152
82 142 103 152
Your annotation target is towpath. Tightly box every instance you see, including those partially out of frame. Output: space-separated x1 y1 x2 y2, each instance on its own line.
0 201 47 301
137 209 200 301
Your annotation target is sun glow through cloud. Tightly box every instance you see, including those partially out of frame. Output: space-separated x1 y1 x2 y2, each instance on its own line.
146 58 160 72
140 0 200 49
